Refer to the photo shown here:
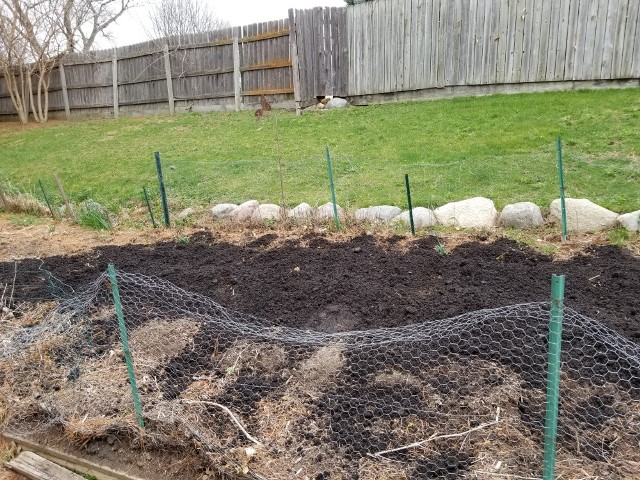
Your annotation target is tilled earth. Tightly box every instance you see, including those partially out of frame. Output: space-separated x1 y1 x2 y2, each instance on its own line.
2 232 638 341
2 231 639 479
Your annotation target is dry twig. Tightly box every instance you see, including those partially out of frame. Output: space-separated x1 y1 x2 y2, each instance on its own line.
371 408 501 458
179 399 262 446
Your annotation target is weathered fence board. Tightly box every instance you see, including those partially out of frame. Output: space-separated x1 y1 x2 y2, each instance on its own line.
0 19 293 117
0 0 637 118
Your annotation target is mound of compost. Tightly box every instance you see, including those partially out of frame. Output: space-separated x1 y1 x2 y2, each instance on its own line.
2 233 639 341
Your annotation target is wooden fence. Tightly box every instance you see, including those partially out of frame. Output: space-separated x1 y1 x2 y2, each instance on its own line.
290 0 639 103
0 0 638 118
0 19 293 118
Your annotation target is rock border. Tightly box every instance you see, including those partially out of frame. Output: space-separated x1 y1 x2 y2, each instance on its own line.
208 197 636 232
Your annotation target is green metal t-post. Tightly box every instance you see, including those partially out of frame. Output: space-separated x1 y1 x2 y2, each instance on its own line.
143 186 157 228
542 274 565 480
556 137 568 241
325 146 340 230
155 152 170 227
405 174 415 235
108 264 145 429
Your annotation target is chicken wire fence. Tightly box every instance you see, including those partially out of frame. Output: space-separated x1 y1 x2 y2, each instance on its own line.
1 269 639 479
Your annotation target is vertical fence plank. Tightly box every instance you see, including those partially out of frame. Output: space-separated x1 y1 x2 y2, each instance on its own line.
288 9 303 111
553 0 572 80
592 0 610 79
536 0 553 81
572 0 590 80
621 0 639 78
111 52 119 118
233 37 241 111
601 0 619 79
163 44 175 114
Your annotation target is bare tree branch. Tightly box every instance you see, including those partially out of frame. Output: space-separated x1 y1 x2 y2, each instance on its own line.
148 0 230 40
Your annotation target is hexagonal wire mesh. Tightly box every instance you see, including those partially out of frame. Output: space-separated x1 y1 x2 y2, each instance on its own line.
1 269 638 479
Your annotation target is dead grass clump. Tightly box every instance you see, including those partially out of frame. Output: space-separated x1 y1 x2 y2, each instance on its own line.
0 186 47 216
296 342 345 389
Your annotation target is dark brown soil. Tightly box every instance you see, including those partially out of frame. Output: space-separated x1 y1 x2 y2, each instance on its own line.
2 232 639 341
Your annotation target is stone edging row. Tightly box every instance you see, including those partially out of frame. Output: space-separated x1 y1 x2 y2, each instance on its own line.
204 197 639 233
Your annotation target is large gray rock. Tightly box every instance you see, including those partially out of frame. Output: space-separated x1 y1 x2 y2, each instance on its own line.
550 198 618 232
325 97 349 109
211 203 238 219
251 204 283 221
229 200 259 222
498 202 544 228
316 202 344 220
617 211 640 232
288 202 314 219
355 205 402 222
394 207 437 229
434 197 498 228
176 207 195 220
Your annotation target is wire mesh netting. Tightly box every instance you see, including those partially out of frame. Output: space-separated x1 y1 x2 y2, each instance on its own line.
1 270 639 479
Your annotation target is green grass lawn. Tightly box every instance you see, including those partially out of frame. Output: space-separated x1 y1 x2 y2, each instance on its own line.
1 88 639 214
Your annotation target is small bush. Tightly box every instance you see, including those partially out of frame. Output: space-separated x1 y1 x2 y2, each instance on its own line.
76 199 112 230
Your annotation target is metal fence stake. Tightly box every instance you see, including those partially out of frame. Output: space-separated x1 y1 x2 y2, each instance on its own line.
542 274 565 479
556 137 568 241
108 264 145 429
154 152 170 227
325 146 340 230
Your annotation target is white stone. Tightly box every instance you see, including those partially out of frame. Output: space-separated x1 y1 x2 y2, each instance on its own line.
434 197 498 228
251 204 283 221
229 200 259 222
325 97 349 109
498 202 544 228
355 205 402 222
394 207 437 229
316 202 344 220
210 203 238 219
550 198 618 232
617 211 640 232
176 207 194 220
288 203 314 219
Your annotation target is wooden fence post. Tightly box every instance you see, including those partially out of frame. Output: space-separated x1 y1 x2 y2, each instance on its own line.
112 52 119 119
288 9 303 115
233 36 241 112
58 63 71 120
163 44 175 114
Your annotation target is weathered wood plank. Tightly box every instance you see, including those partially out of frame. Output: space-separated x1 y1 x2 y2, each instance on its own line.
621 0 639 77
632 2 640 78
496 0 509 84
429 0 441 87
536 0 552 81
437 0 448 87
487 0 501 84
475 0 488 85
553 0 571 80
592 0 610 79
6 451 84 480
572 0 590 80
111 53 119 118
163 44 175 114
600 0 618 79
581 0 602 80
511 0 526 83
